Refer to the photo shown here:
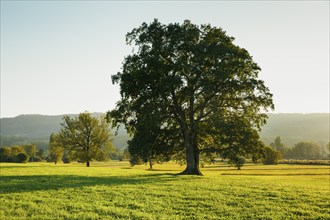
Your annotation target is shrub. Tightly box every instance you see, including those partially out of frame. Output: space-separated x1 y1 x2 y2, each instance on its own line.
16 153 29 163
129 155 143 166
263 146 281 165
62 157 71 163
0 147 11 162
229 156 246 170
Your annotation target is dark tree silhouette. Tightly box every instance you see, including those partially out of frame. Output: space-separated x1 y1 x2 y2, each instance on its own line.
108 20 274 175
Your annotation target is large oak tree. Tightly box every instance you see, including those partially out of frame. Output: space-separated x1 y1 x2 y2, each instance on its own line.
108 20 274 175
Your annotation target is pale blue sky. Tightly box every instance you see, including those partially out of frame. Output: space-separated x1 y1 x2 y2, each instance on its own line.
1 1 329 118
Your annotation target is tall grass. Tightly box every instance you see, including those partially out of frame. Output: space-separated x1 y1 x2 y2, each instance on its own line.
1 161 329 219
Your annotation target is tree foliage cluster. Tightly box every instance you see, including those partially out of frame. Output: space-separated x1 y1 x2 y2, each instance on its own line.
285 142 322 159
0 144 42 163
50 112 114 167
262 146 281 165
48 133 64 164
108 19 274 174
269 137 325 159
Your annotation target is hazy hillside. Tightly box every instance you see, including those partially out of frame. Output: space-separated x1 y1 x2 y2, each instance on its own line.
0 114 64 138
0 113 130 150
0 113 329 150
260 113 329 147
0 113 109 137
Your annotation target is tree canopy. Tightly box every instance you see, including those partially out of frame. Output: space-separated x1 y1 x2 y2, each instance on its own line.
22 144 37 162
48 133 64 164
57 112 113 167
286 142 321 159
108 20 274 175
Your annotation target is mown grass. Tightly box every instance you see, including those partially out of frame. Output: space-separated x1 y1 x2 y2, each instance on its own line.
1 161 329 219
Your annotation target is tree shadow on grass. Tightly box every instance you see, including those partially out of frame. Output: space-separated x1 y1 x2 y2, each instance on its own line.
146 168 181 172
0 173 177 194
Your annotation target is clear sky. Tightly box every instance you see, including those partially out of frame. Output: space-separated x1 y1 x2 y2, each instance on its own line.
1 1 329 118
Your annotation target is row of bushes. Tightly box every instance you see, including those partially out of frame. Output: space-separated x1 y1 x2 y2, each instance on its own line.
1 154 43 163
0 145 43 163
2 152 27 163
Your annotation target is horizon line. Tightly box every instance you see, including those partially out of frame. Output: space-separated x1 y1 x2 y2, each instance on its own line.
1 111 330 119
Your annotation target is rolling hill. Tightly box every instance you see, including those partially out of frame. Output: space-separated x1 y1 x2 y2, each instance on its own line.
0 113 129 150
260 113 329 147
0 113 329 150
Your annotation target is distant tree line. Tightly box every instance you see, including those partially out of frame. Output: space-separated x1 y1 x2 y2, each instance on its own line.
124 137 328 170
0 136 49 151
269 136 328 160
0 144 44 163
125 142 282 170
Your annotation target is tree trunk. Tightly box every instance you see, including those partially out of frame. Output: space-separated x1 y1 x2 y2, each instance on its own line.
179 130 202 175
149 157 153 169
55 161 57 165
86 161 90 167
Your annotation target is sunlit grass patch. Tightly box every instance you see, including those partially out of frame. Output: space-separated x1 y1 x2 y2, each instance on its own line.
1 162 329 219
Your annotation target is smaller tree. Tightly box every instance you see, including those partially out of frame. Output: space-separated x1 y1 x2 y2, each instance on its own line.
122 148 130 160
323 142 330 158
263 146 281 165
57 112 114 167
48 133 64 164
109 147 122 160
62 150 72 163
228 156 246 170
22 144 37 162
270 136 287 156
36 149 45 160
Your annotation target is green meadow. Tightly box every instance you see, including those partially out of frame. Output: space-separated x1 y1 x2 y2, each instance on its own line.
1 161 329 219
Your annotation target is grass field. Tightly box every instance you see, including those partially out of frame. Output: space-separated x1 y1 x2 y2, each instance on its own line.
1 161 329 219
